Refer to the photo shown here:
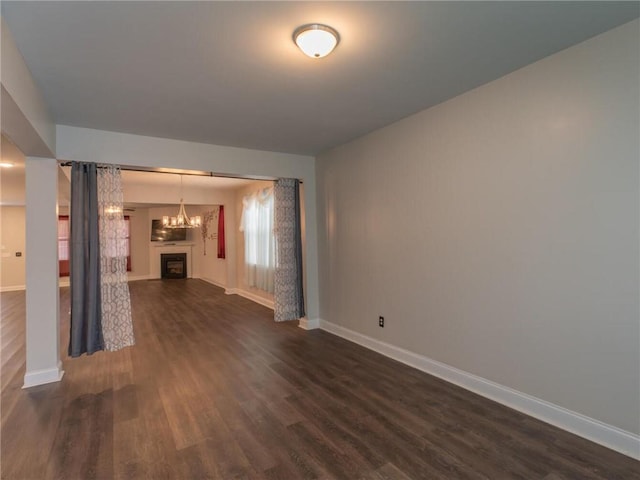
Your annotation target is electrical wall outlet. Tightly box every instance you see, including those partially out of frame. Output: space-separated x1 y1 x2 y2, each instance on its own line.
379 316 384 328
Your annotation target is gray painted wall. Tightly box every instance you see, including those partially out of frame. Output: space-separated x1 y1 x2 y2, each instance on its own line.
316 20 639 434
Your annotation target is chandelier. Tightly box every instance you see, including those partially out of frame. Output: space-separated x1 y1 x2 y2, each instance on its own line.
162 175 202 229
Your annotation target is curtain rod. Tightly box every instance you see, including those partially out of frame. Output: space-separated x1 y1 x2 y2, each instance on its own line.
57 161 298 183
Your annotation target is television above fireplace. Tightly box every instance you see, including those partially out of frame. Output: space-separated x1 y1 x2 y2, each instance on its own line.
150 219 187 242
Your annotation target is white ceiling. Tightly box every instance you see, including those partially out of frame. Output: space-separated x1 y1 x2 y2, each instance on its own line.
1 2 639 155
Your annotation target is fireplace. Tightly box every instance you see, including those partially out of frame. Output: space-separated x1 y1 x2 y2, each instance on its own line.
161 253 187 279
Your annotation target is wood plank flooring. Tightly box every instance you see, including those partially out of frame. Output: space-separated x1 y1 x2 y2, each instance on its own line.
1 279 638 479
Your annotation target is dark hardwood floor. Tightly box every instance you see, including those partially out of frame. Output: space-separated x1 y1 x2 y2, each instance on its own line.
1 279 638 479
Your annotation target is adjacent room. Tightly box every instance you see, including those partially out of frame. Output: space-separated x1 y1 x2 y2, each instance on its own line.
1 2 638 479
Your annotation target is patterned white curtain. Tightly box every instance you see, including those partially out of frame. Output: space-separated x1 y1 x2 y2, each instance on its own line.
274 179 305 322
97 166 135 351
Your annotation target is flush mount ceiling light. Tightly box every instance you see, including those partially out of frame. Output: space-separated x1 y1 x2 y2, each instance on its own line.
293 24 339 58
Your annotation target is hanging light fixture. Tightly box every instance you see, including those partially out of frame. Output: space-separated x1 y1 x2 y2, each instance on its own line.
293 24 340 58
104 206 123 215
162 175 202 229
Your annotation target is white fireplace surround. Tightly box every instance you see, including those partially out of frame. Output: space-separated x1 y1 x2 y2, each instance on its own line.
151 243 194 279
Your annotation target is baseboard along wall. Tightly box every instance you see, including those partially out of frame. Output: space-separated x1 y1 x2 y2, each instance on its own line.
315 319 639 460
0 285 26 292
225 287 274 310
23 361 64 388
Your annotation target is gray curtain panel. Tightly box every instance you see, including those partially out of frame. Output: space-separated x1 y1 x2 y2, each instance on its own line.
69 162 104 357
274 178 305 321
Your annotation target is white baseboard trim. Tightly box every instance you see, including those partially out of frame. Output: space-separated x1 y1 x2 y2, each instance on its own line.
60 275 151 288
0 285 26 292
3 275 153 292
127 274 152 282
23 361 64 388
319 319 640 460
197 276 227 290
298 317 320 330
225 288 274 310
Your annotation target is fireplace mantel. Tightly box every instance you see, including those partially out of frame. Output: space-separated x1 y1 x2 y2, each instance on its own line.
150 243 194 279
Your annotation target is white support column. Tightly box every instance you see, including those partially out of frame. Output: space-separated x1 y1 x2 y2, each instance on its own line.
23 157 64 388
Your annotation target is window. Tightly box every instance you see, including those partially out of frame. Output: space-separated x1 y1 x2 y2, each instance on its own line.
58 215 131 277
240 188 275 293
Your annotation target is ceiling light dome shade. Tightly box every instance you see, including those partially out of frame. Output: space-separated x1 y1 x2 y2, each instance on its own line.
294 24 339 58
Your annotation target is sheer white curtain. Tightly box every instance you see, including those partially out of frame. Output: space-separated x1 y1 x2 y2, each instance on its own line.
240 187 275 293
97 165 135 351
